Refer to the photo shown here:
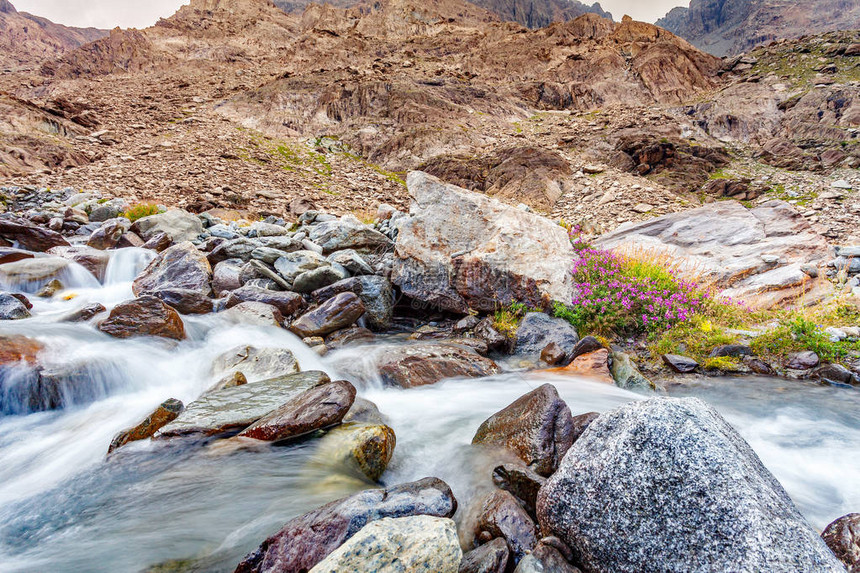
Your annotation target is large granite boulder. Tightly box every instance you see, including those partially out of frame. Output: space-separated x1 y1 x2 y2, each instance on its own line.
392 172 576 313
132 241 212 297
130 209 203 243
473 384 574 477
235 477 458 573
376 342 501 388
156 371 328 438
536 397 845 573
98 296 186 340
308 516 461 573
595 200 834 308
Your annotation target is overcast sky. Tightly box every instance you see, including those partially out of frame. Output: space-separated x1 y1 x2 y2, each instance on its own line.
12 0 687 29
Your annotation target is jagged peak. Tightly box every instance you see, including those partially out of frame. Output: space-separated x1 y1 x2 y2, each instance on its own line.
0 0 17 14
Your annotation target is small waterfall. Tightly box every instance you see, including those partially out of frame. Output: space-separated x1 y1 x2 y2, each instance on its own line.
103 248 156 285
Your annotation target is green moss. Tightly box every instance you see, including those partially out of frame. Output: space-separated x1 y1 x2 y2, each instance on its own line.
702 355 744 372
649 315 739 363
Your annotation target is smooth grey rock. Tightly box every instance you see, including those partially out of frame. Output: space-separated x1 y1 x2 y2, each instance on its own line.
130 209 203 242
274 250 329 285
292 265 349 293
515 313 579 358
311 275 394 331
307 216 392 255
235 477 458 573
156 371 328 438
662 353 699 373
212 258 243 296
327 249 374 275
536 397 845 573
610 351 653 390
212 345 299 383
308 516 461 573
787 350 820 370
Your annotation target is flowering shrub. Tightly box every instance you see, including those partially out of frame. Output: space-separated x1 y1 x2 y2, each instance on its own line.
554 228 708 336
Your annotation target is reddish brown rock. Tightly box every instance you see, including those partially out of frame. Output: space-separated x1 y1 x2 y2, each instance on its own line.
132 241 212 297
0 219 70 252
108 398 184 454
238 379 356 442
554 349 614 384
472 383 574 476
0 335 43 366
98 295 186 340
376 342 500 388
225 285 305 317
474 490 538 564
821 513 860 573
48 245 110 281
86 219 128 250
0 247 35 265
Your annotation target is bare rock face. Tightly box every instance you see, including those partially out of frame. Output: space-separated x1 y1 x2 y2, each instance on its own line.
98 295 186 340
472 383 574 477
392 172 576 314
235 477 458 573
595 200 834 308
536 398 845 573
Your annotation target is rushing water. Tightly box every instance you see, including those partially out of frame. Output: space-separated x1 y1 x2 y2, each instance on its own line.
0 251 858 572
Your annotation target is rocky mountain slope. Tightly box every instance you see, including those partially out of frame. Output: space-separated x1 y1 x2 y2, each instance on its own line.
272 0 612 29
0 0 106 71
657 0 860 56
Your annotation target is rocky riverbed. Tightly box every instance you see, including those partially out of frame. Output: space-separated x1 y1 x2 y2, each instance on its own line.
0 172 859 572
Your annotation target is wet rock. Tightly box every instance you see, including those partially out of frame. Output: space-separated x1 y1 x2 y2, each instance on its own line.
513 540 581 573
557 349 614 384
208 371 248 393
540 342 566 365
610 351 653 390
743 355 778 376
87 219 127 250
787 350 820 370
459 538 509 573
325 326 375 349
662 353 699 373
308 516 461 573
108 398 184 454
307 216 393 254
392 172 575 313
515 313 579 358
234 477 457 573
36 279 64 298
821 513 860 572
570 411 600 443
310 422 396 482
312 276 394 331
98 296 186 340
454 314 481 334
221 301 283 327
0 219 70 251
343 397 386 425
0 247 35 265
212 345 299 383
536 397 845 573
472 384 574 477
48 245 110 281
474 318 508 351
0 257 70 291
292 265 349 293
0 292 30 319
475 490 538 564
568 336 604 361
212 259 244 296
225 285 305 317
116 232 144 249
150 288 213 314
0 335 42 367
238 379 356 442
814 363 857 385
377 342 500 388
157 371 329 438
58 302 106 323
132 242 212 297
290 292 365 338
492 463 546 517
130 209 203 243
